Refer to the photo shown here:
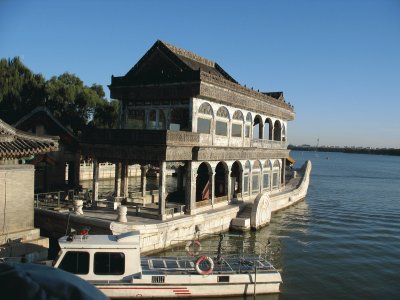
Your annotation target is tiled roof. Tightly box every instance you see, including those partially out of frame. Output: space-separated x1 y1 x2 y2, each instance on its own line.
159 40 238 83
0 119 59 159
263 92 284 100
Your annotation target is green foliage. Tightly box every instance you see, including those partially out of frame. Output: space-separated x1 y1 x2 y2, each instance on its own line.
0 57 46 122
0 57 119 133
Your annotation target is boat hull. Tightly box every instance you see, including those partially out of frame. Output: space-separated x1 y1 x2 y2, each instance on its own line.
97 282 281 298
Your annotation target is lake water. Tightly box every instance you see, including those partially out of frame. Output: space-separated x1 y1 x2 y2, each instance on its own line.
82 151 400 299
161 151 400 300
269 151 400 300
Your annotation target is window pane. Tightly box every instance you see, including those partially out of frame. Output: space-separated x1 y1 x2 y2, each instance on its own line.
215 121 227 136
232 124 242 137
272 173 279 188
127 110 145 129
263 173 270 190
59 251 89 275
94 252 125 275
197 118 211 134
243 175 249 193
252 173 259 192
245 125 250 137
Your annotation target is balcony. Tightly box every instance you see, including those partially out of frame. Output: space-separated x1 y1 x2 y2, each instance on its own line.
81 129 287 150
81 129 200 147
250 139 287 149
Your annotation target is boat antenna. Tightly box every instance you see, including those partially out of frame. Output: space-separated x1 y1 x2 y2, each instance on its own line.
216 233 224 264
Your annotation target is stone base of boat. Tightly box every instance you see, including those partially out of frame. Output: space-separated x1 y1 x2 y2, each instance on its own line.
35 161 311 254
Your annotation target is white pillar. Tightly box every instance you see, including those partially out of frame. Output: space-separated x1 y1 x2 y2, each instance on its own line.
158 161 166 218
114 162 121 197
185 162 196 214
92 158 99 206
140 165 147 197
227 171 232 202
121 162 129 199
210 171 215 206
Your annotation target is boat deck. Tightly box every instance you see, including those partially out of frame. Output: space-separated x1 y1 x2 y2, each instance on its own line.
141 256 277 275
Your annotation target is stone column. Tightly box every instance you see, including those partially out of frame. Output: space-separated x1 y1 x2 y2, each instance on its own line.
120 162 129 199
158 161 166 219
249 170 253 198
185 162 196 214
227 172 232 202
114 162 121 197
140 165 147 197
91 158 99 206
282 159 286 187
210 170 215 206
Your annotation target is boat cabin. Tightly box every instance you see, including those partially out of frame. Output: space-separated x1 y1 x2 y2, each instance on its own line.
54 231 141 281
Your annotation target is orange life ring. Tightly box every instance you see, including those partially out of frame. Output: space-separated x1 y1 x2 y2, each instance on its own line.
185 240 202 257
195 255 214 275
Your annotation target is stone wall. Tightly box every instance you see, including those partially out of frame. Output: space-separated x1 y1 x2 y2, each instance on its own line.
0 165 34 243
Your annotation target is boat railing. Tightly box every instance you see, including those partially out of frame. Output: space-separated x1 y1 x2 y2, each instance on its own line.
166 235 273 263
143 235 276 275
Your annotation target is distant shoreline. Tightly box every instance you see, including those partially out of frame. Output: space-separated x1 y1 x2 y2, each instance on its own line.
288 145 400 156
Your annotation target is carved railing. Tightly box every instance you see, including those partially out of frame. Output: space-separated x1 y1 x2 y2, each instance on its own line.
82 129 201 147
166 131 200 146
250 139 287 149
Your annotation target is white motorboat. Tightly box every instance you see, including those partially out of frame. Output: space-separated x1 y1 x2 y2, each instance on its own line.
53 231 282 298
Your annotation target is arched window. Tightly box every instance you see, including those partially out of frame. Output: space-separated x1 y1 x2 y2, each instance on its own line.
272 160 280 189
215 106 229 136
232 110 244 138
245 112 252 138
197 102 213 134
158 110 166 129
198 102 213 115
127 109 145 129
196 162 212 202
252 160 261 194
215 161 228 198
243 160 251 194
274 120 282 141
216 106 229 118
265 118 273 140
253 115 263 140
263 160 272 191
148 110 157 129
231 161 242 197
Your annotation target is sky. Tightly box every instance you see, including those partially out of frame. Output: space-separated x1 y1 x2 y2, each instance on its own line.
1 0 399 148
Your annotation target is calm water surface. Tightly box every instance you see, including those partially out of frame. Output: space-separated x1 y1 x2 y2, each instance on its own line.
162 151 400 300
85 151 400 299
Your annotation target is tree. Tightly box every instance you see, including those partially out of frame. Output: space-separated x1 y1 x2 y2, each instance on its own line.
0 57 118 132
0 57 46 123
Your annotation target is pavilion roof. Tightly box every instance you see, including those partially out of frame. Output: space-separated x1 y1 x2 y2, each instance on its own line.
0 119 59 159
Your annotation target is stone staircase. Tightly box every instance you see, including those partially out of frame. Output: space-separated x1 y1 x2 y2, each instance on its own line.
230 203 253 231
